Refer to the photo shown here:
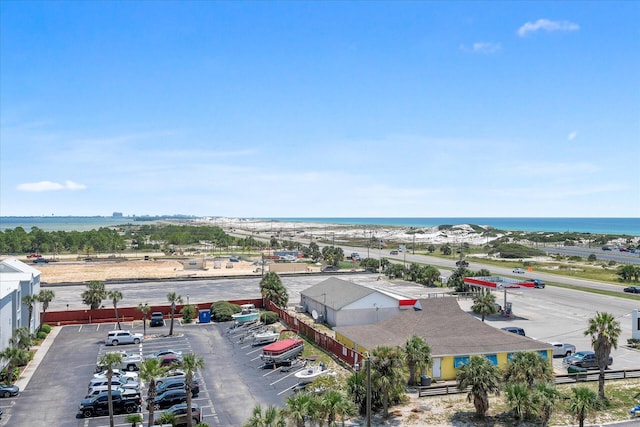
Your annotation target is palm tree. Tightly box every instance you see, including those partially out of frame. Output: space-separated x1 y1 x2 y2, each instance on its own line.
533 382 561 427
471 289 497 322
370 345 406 419
456 355 501 418
38 289 55 328
108 290 124 330
82 280 107 310
504 351 553 389
125 413 143 427
419 265 440 287
10 327 32 351
259 272 289 308
284 391 313 427
505 381 532 421
403 334 432 385
98 352 123 427
243 404 286 427
180 353 205 427
320 389 355 426
568 386 602 427
137 302 150 337
21 294 39 332
584 311 621 400
139 357 168 427
166 292 183 336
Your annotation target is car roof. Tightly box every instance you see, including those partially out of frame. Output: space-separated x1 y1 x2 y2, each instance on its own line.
167 403 200 411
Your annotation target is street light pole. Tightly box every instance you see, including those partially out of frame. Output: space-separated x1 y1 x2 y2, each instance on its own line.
366 353 371 427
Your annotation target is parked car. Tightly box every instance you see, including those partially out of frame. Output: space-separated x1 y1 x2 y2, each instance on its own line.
155 370 186 386
563 350 613 369
150 312 165 327
93 369 139 382
532 279 546 289
78 389 141 418
147 389 188 410
624 286 640 294
155 403 202 426
32 257 50 263
159 354 181 368
154 377 199 397
88 377 140 392
105 330 144 346
0 383 19 398
145 349 183 361
512 268 525 274
501 326 526 336
389 250 399 255
548 342 576 357
321 265 339 272
85 386 141 399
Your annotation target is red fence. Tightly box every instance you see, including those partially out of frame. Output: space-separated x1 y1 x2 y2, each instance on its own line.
42 298 262 326
265 300 363 369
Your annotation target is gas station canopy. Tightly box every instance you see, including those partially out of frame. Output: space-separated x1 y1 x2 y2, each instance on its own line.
464 276 536 290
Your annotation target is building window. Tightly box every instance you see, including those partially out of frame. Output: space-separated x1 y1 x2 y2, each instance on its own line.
538 350 548 360
454 356 469 369
507 353 515 362
485 354 498 365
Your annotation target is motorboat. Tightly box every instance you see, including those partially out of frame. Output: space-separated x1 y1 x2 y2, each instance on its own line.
294 363 332 384
261 329 304 365
253 329 279 345
232 304 260 323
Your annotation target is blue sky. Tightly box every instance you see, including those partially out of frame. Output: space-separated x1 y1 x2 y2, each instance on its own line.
1 1 638 218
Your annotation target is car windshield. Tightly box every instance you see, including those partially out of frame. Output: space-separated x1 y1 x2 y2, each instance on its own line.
573 352 588 359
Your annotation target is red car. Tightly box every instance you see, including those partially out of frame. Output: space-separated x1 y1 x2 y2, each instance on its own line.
26 253 42 258
159 355 181 368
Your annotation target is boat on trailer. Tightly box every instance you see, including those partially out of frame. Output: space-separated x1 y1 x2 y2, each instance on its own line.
232 304 260 323
294 363 332 384
253 329 279 345
261 329 304 365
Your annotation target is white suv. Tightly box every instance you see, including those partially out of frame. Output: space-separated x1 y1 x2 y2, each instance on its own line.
105 330 144 346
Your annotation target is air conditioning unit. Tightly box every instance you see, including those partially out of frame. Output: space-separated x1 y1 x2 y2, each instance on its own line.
294 305 305 313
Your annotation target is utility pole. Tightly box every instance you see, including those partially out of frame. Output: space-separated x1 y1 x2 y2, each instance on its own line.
367 357 372 427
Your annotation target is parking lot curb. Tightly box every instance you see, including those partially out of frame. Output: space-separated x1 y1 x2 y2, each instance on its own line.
15 325 62 391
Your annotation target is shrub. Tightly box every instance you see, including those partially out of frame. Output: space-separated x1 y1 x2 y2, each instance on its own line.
588 254 597 262
39 324 52 334
36 331 47 340
260 311 279 325
181 305 196 323
210 301 240 322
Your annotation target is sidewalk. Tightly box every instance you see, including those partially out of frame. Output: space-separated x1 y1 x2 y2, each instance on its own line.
14 326 61 391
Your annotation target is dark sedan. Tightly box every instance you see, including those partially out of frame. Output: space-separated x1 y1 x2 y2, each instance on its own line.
0 383 19 398
148 389 187 411
624 286 640 294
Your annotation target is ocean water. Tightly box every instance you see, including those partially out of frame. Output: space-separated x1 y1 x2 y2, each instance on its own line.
270 217 640 236
1 216 638 236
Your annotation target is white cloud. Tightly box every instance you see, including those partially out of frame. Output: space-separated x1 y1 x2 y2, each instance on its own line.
459 42 501 54
17 180 87 192
568 131 577 141
517 19 580 37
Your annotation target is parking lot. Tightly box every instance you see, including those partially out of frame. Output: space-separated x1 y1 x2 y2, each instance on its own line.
0 317 327 427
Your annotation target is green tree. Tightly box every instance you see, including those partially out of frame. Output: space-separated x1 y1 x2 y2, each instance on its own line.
243 404 286 427
419 265 440 287
504 351 553 389
82 280 107 310
98 352 123 427
107 290 124 330
370 345 406 419
440 244 452 255
505 382 532 421
617 264 636 281
471 289 497 322
181 305 196 323
284 392 313 427
456 355 501 418
568 386 602 427
137 302 150 336
37 289 55 328
259 272 289 308
125 413 143 427
584 311 621 400
22 294 39 332
320 388 355 426
139 357 168 427
180 353 205 427
166 292 183 336
10 327 32 351
404 334 431 386
533 382 561 427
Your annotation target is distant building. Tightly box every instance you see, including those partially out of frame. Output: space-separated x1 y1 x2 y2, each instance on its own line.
112 212 123 218
0 258 42 363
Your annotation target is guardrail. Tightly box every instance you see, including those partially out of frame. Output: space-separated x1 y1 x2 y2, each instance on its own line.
418 368 640 397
